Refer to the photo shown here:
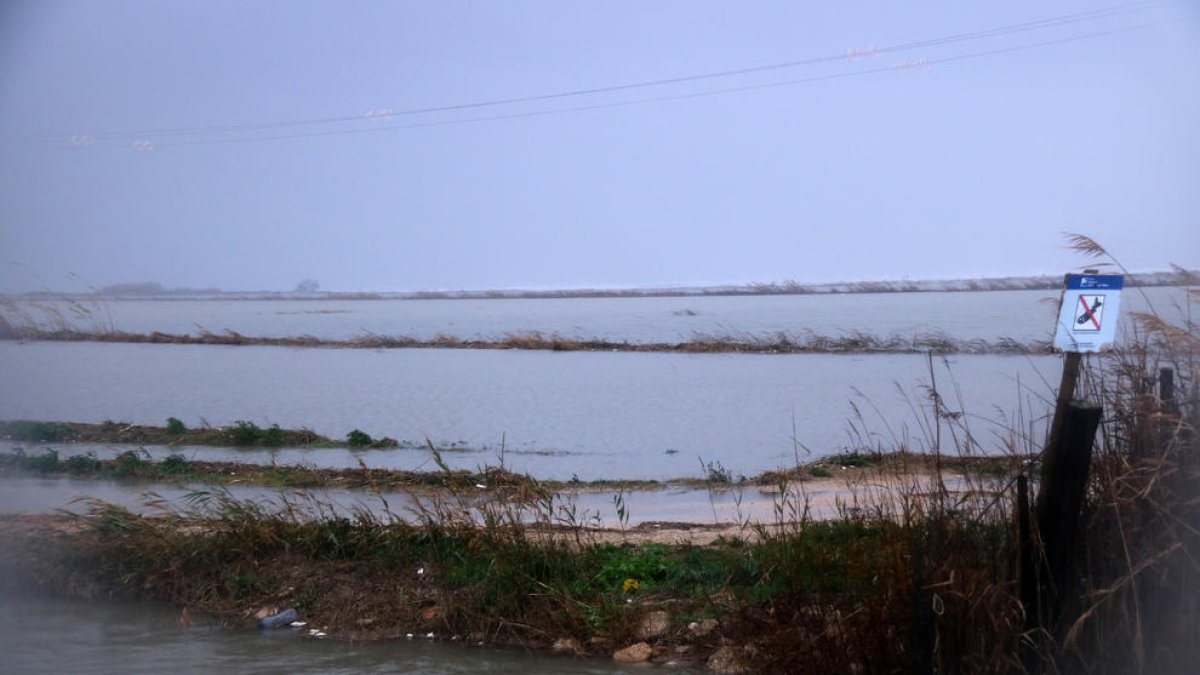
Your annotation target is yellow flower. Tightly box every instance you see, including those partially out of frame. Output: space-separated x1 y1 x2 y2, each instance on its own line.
622 578 639 593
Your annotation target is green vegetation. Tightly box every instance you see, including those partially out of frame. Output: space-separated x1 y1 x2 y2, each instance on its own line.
228 420 264 446
160 453 190 475
0 421 74 443
346 429 373 448
0 419 399 449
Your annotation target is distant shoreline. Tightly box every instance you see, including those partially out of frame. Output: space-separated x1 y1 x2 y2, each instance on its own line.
6 269 1195 301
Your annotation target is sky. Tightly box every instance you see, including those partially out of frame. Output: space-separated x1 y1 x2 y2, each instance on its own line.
1 1 1198 293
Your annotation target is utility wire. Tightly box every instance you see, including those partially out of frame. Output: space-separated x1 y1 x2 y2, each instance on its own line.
137 16 1185 149
4 0 1171 146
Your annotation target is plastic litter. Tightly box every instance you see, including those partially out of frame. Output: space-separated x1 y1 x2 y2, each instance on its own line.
257 608 298 629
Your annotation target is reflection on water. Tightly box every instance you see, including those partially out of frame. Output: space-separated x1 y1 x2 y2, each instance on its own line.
0 593 685 674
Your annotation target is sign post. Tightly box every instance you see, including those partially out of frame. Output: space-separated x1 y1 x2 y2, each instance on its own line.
1046 271 1123 447
1020 272 1124 648
1052 273 1124 353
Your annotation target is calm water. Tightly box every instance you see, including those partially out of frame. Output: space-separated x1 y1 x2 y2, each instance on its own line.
1 342 1059 480
0 593 670 674
10 286 1190 343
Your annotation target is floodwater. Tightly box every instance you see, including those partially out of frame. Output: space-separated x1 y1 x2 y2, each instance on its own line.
0 289 1129 671
9 286 1189 343
0 592 671 674
0 473 980 524
0 341 1059 480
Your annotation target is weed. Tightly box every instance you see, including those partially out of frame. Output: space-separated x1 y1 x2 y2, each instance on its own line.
699 457 734 484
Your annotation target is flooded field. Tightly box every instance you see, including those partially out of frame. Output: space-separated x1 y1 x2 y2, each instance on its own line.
0 341 1058 480
7 286 1188 344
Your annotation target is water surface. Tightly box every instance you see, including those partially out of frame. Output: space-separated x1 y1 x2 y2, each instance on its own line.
0 593 669 674
1 342 1058 480
12 287 1188 343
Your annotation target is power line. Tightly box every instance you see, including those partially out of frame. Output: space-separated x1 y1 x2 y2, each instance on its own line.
2 1 1181 149
39 0 1160 142
138 17 1185 149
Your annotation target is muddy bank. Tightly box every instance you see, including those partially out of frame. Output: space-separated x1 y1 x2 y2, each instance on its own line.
0 481 1018 673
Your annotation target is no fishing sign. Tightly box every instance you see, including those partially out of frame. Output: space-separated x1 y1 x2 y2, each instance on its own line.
1053 273 1124 353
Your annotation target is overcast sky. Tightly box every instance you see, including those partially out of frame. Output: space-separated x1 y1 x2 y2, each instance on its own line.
1 1 1197 293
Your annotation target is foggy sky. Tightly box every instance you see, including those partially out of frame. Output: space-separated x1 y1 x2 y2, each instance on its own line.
1 1 1198 293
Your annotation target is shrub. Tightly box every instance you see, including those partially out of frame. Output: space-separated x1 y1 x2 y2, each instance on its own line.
26 449 60 473
229 420 262 446
346 429 373 448
5 421 73 442
160 454 190 474
166 417 186 434
64 453 102 473
262 424 284 448
112 449 149 477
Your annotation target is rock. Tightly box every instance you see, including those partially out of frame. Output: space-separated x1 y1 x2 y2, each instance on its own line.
637 610 671 640
612 642 653 663
688 618 719 638
706 645 747 674
552 638 584 656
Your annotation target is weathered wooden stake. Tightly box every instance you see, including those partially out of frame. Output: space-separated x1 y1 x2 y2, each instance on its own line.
1045 352 1082 456
1160 367 1177 416
1036 401 1103 624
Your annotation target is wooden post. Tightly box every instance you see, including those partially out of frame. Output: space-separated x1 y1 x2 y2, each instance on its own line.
1035 401 1103 624
1160 367 1176 416
1045 352 1082 455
